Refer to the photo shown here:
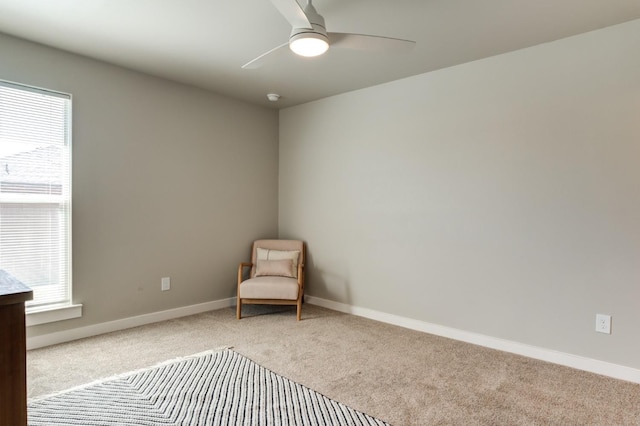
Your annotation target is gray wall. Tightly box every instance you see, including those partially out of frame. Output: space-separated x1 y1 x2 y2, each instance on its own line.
0 33 279 337
279 20 640 369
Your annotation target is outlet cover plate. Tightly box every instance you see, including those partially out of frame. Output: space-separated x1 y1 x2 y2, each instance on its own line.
161 277 171 291
595 314 611 334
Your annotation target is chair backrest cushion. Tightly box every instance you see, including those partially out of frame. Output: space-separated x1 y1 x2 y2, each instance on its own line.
251 240 305 279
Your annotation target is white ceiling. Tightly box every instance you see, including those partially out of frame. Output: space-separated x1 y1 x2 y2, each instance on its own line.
0 0 639 109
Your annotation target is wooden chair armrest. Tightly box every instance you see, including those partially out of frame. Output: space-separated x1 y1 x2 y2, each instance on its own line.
238 262 253 284
297 263 304 290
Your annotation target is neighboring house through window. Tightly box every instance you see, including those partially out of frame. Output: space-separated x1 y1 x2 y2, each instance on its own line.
0 80 73 315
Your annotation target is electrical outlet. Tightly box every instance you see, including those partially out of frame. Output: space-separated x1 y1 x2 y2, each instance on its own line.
595 314 611 334
161 277 171 291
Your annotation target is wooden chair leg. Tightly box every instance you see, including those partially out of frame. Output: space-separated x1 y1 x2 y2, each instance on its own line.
237 299 242 320
296 299 302 321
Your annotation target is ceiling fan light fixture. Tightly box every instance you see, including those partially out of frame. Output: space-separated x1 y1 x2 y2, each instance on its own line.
289 32 329 57
241 0 416 70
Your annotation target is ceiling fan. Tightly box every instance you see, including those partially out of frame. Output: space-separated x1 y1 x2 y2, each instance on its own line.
242 0 416 69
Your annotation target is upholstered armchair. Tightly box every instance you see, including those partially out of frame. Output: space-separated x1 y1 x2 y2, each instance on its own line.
237 239 305 321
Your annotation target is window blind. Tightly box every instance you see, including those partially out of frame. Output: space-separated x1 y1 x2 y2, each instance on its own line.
0 80 72 310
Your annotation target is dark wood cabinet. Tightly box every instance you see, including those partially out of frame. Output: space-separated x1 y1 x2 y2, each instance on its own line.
0 270 33 426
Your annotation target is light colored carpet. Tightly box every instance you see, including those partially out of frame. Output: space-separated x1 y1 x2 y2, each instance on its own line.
28 304 640 425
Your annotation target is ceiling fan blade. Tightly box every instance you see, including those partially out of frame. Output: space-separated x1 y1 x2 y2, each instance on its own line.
242 42 289 69
269 0 312 29
328 33 416 52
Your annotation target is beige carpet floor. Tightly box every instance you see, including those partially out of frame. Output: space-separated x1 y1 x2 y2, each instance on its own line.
28 304 640 425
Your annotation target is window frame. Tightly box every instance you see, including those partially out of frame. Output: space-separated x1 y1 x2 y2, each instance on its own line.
0 79 81 324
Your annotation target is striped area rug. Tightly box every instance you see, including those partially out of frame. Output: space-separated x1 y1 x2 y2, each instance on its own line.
28 349 389 425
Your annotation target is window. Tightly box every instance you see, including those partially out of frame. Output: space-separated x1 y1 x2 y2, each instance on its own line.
0 80 72 312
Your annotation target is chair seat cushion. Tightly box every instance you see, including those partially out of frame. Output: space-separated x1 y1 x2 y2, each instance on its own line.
239 276 299 300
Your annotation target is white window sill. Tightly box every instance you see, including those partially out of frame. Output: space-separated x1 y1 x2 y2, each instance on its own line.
26 303 83 326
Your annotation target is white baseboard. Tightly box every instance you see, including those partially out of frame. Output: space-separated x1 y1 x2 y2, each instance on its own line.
27 295 640 384
305 295 640 384
26 298 235 350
